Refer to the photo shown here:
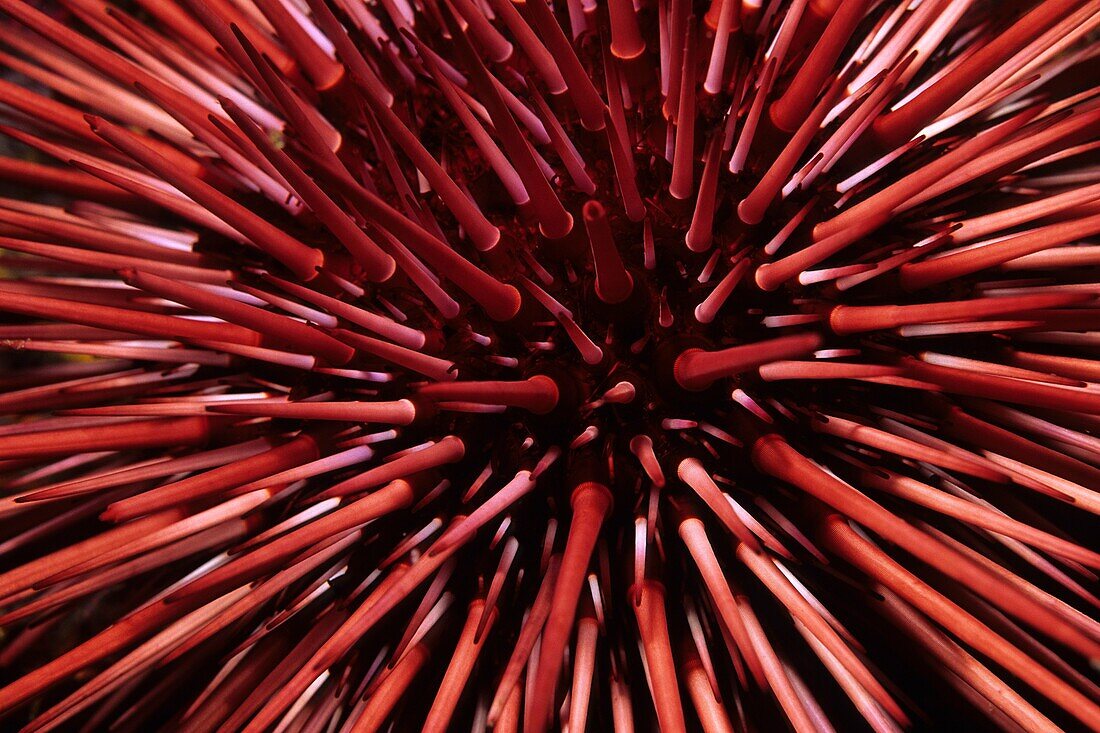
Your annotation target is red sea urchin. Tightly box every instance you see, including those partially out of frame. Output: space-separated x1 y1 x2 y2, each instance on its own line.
0 0 1097 730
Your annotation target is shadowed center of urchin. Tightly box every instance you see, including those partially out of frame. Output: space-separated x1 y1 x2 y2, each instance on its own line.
409 196 824 432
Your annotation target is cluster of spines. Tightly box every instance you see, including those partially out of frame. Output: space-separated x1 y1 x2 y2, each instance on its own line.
0 0 1096 732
